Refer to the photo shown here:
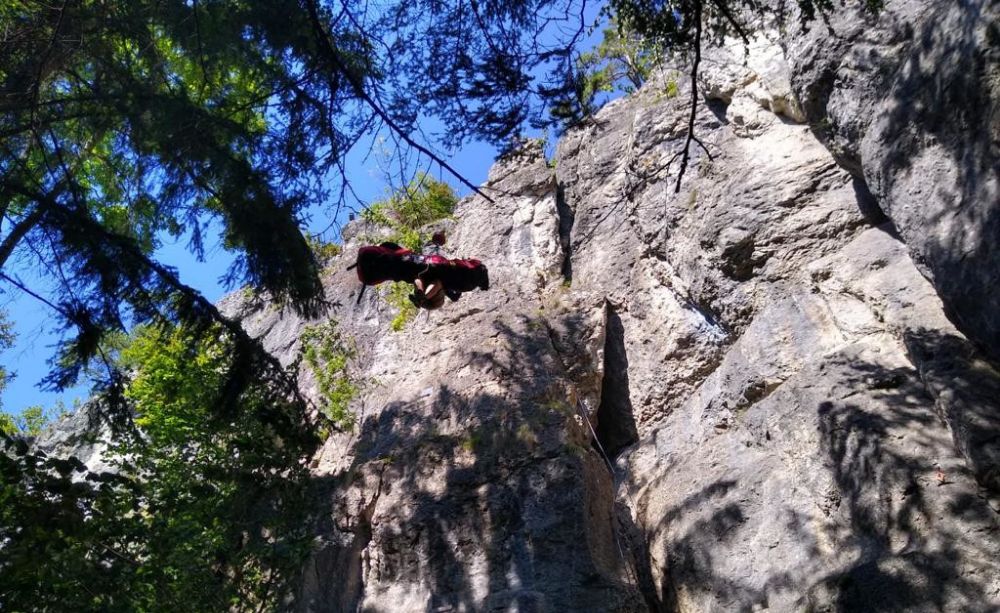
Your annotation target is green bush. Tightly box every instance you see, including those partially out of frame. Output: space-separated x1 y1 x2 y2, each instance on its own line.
362 173 457 329
362 173 457 251
1 404 70 437
664 78 679 98
306 234 342 263
384 281 418 332
300 320 358 427
0 323 317 611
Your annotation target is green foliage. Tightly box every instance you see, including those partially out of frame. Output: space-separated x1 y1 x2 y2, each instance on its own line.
587 17 665 94
119 326 229 445
664 78 680 98
516 423 539 447
4 404 68 437
0 324 319 611
387 175 458 230
0 413 14 436
384 282 419 332
0 314 39 438
362 174 456 330
363 173 458 250
300 321 358 428
0 311 14 413
550 16 663 130
306 234 343 264
1 1 352 388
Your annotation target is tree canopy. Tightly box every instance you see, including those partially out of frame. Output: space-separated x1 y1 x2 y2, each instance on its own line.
2 323 318 610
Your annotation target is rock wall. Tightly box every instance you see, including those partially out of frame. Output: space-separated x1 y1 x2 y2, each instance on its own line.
257 3 1000 608
781 0 1000 361
226 150 645 611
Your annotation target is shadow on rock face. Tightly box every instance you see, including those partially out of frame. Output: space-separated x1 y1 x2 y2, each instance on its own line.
864 1 1000 361
297 312 646 612
595 303 639 460
639 342 999 612
808 348 999 611
850 177 889 228
652 484 798 611
900 328 1000 504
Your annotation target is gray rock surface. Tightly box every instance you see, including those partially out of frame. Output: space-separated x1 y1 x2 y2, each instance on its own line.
32 3 1000 610
223 148 643 612
32 401 117 477
780 0 1000 360
281 14 999 608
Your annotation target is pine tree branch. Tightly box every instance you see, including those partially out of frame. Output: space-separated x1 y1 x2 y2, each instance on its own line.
710 0 752 45
0 206 46 269
303 0 495 203
0 270 64 315
4 183 325 429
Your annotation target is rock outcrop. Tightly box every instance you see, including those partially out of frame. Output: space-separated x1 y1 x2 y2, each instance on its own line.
36 1 1000 610
225 149 646 611
268 3 999 607
781 0 1000 362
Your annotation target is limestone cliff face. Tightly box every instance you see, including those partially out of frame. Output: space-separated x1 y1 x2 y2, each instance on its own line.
41 1 999 610
781 0 1000 362
217 6 1000 607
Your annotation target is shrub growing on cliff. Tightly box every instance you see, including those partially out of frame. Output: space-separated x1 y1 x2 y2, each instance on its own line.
306 234 343 265
300 320 358 428
362 173 458 250
382 281 418 332
0 404 68 437
362 174 457 330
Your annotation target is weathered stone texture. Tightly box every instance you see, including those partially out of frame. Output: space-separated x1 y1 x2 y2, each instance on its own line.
278 18 1000 604
781 0 1000 360
35 2 1000 610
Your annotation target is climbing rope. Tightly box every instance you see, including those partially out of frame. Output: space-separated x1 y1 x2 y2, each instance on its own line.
573 398 644 589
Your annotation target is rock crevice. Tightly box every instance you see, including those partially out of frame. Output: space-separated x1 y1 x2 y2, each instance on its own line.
595 303 638 460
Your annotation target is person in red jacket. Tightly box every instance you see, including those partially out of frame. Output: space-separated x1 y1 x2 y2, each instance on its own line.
349 232 488 310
